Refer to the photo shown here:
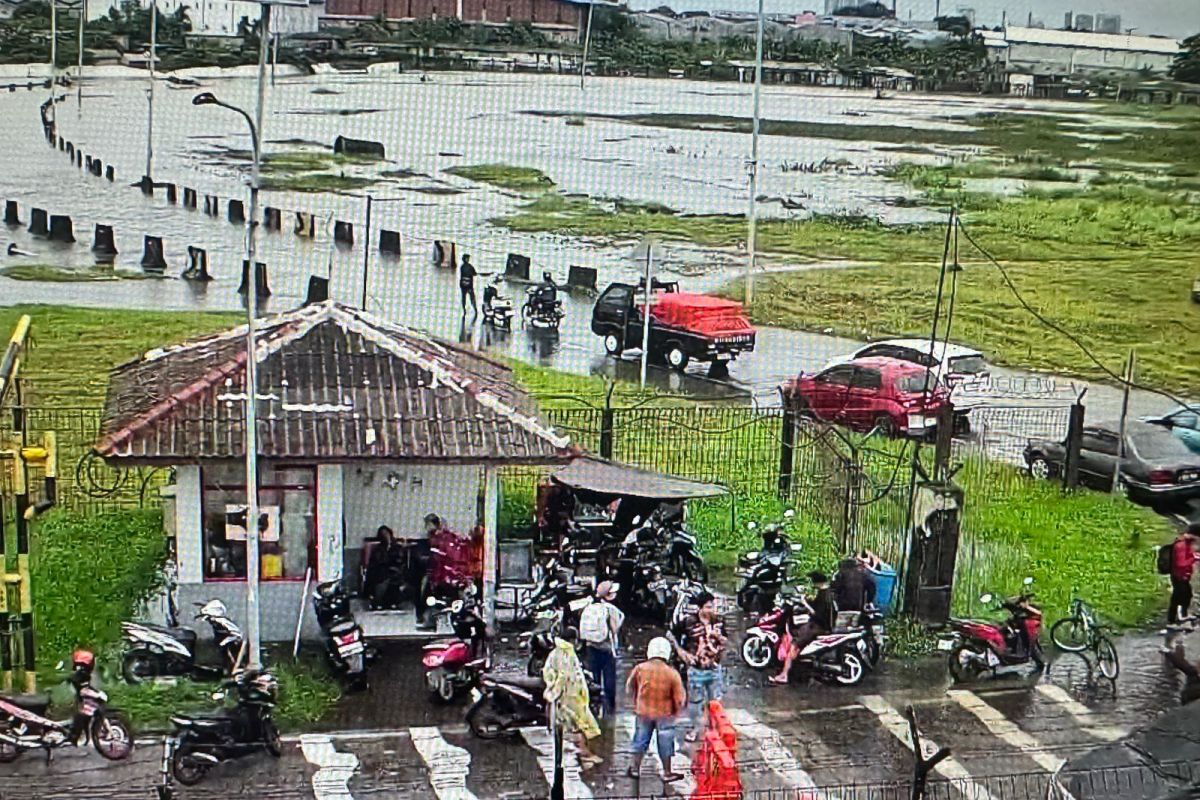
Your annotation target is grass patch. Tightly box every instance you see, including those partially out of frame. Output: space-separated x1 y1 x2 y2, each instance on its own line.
445 163 556 193
261 173 379 193
0 264 155 282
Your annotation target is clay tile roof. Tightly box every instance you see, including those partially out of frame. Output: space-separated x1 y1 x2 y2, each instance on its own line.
96 302 575 464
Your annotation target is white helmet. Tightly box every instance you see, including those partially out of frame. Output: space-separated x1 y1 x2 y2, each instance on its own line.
647 637 672 661
199 600 228 618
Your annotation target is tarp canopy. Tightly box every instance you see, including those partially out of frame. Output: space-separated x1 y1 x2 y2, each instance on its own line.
636 292 756 338
1048 702 1200 800
550 456 729 503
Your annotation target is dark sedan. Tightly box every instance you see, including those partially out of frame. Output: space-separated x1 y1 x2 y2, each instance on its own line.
1023 420 1200 510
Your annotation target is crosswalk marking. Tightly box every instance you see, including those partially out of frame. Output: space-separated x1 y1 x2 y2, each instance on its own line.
521 726 593 800
724 707 823 796
1034 684 1126 742
615 713 695 796
410 726 479 800
299 734 359 800
859 695 999 800
948 690 1066 773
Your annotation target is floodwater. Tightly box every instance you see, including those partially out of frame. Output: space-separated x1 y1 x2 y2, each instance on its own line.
0 67 1179 420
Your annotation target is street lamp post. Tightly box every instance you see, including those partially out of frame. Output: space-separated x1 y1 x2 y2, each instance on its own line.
145 0 156 182
191 3 271 671
76 0 85 110
744 0 765 306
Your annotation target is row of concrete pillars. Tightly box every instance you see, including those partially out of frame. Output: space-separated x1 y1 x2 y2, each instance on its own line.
55 137 115 182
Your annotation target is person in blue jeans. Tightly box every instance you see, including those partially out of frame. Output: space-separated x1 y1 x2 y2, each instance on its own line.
579 581 625 715
626 637 687 781
671 591 728 742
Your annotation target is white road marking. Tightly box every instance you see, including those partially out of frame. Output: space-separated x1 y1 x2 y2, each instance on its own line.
724 707 823 796
948 690 1065 773
521 726 593 800
409 726 479 800
1035 684 1126 742
615 713 695 796
859 694 999 800
299 733 359 800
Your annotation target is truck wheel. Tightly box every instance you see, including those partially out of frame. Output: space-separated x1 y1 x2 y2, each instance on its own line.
665 345 689 372
603 333 622 355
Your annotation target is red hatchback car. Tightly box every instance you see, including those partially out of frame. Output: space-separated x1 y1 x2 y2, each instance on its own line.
783 357 951 438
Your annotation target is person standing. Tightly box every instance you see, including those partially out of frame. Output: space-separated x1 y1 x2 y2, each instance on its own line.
543 627 603 768
832 556 876 613
626 637 686 782
459 254 478 316
579 581 625 715
1169 526 1200 626
671 591 727 743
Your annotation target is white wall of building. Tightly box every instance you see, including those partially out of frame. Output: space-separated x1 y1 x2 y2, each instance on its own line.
88 0 321 36
341 463 479 547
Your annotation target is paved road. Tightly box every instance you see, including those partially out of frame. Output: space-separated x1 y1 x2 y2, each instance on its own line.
0 629 1188 800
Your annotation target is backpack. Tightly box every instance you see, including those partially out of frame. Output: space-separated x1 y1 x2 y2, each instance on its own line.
579 601 609 645
1158 543 1174 575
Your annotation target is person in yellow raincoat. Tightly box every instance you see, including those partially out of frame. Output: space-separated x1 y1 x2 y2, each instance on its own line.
542 627 603 768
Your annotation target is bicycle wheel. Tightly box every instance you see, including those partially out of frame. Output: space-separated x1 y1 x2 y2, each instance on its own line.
1095 636 1120 680
1051 617 1089 653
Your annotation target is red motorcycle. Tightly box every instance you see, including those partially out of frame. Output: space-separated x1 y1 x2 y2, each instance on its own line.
422 590 490 704
940 577 1044 682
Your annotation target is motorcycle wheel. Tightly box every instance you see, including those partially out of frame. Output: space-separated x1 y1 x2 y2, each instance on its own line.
172 749 211 786
91 714 134 761
121 652 156 684
948 643 986 683
833 651 866 686
263 718 283 758
741 634 773 670
432 675 456 705
466 695 508 740
0 740 19 763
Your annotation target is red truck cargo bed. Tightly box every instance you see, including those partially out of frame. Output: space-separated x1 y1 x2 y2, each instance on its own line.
636 292 756 338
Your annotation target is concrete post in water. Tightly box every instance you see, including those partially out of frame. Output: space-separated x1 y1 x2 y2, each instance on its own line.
505 253 530 280
229 199 245 224
182 246 212 281
105 164 114 181
84 155 93 172
204 195 219 216
293 212 315 237
333 220 353 245
165 184 177 204
139 175 154 195
65 142 74 158
141 235 167 273
75 150 82 168
92 224 118 261
379 230 401 254
91 159 103 177
57 136 64 151
47 215 74 243
239 260 271 298
28 208 48 237
263 207 281 231
566 265 597 292
305 276 330 305
183 188 197 209
3 201 19 226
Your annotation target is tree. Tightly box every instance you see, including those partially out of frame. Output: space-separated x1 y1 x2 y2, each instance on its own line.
1170 33 1200 84
831 2 891 18
935 15 971 36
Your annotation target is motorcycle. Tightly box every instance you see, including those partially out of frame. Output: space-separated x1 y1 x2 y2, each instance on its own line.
168 669 281 786
940 577 1044 682
740 595 870 686
312 580 372 692
482 278 514 329
522 286 565 330
121 599 243 684
666 577 710 632
526 560 593 633
423 591 491 704
664 519 708 583
0 650 133 763
736 544 802 615
466 669 604 739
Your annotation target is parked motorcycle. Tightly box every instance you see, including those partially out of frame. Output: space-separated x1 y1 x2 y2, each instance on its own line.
735 543 802 614
0 650 133 763
312 580 371 692
423 591 490 703
940 577 1044 682
664 519 708 583
526 560 593 633
121 600 243 684
168 669 281 786
466 670 604 739
522 286 565 330
483 277 514 329
741 595 870 686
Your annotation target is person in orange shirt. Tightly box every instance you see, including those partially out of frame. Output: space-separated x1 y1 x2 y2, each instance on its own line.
626 637 687 782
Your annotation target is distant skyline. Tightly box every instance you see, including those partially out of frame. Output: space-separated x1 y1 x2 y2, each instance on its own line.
624 0 1200 38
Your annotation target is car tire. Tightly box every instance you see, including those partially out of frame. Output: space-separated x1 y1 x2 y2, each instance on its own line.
666 345 689 372
603 333 622 356
1028 455 1055 481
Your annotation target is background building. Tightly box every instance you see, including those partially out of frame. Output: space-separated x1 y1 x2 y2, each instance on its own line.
320 0 588 38
87 0 322 36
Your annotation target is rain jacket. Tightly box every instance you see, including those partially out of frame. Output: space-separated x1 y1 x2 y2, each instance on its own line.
542 639 600 740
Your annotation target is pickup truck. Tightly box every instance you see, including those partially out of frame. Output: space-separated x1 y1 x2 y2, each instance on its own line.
591 280 756 375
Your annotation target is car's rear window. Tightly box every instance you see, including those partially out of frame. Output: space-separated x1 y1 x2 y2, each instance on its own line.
1129 428 1198 459
948 355 986 375
895 371 938 394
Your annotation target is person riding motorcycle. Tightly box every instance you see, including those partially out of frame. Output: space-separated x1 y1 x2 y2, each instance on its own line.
769 571 836 685
530 271 558 315
482 275 504 314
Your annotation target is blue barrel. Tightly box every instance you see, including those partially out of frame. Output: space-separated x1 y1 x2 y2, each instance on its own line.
870 564 898 613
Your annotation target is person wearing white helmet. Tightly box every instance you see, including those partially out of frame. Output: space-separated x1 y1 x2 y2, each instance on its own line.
625 636 686 781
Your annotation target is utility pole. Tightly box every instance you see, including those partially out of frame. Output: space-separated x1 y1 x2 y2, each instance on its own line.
76 0 86 110
744 0 764 305
49 0 56 72
579 0 594 91
361 194 373 309
145 0 156 182
1112 349 1135 493
638 239 655 389
271 31 278 86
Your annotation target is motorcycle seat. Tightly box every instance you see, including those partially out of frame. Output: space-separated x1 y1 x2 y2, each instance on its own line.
423 638 462 650
131 623 199 644
1 694 50 715
494 675 546 692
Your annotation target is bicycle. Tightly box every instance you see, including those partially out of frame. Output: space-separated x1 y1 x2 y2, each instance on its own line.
1051 591 1119 680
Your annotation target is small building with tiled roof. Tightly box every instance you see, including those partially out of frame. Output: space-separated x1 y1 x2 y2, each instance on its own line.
97 302 576 640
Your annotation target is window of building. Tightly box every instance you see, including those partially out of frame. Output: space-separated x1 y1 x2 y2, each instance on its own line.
202 463 316 582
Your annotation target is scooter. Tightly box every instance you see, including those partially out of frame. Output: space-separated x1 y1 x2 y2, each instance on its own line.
736 547 801 615
665 519 707 583
423 592 490 704
168 669 281 786
0 650 133 763
466 669 604 739
120 600 243 684
741 595 869 686
312 580 372 692
940 577 1044 682
482 278 514 329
